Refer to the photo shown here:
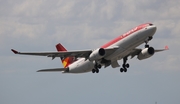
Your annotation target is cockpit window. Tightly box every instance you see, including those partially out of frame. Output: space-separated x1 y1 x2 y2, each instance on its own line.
149 23 153 26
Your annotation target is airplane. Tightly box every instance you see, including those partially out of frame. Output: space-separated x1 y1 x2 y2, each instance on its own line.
11 23 169 74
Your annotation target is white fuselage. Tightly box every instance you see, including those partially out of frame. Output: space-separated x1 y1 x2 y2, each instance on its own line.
65 25 157 73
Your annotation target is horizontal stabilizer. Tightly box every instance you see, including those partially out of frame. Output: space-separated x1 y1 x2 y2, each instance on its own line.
11 49 19 54
37 68 68 72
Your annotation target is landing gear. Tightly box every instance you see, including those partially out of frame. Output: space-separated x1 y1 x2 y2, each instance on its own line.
92 62 101 73
145 44 149 48
120 67 128 72
145 36 153 48
123 63 129 68
120 57 130 73
120 68 125 72
92 69 95 73
120 65 129 72
97 64 102 69
96 69 99 73
92 69 99 73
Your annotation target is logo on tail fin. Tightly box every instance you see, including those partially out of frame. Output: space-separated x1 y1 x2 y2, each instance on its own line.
61 57 72 68
56 43 75 68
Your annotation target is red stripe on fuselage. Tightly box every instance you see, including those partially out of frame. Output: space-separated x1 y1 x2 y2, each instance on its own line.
101 23 149 48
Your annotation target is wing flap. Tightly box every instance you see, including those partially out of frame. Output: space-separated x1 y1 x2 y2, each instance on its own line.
111 60 120 68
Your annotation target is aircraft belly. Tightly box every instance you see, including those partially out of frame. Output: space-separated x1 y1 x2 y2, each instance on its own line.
68 58 94 73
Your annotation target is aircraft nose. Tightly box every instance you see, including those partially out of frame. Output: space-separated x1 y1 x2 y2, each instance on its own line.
144 24 157 36
152 25 157 31
149 24 157 33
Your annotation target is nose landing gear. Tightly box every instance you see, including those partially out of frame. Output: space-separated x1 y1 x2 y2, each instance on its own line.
145 36 153 48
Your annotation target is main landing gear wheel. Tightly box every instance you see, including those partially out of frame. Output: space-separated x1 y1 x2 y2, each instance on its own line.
124 68 127 72
120 68 123 72
123 63 130 68
92 69 95 73
120 57 129 73
96 69 99 73
92 69 99 73
92 63 101 73
98 65 102 69
120 66 128 72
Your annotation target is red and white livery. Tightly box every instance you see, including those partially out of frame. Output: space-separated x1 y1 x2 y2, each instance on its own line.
11 23 168 73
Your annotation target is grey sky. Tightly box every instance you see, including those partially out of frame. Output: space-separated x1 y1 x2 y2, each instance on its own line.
0 0 180 104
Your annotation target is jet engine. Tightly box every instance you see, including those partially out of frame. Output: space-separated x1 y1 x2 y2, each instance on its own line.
137 47 155 60
89 48 105 61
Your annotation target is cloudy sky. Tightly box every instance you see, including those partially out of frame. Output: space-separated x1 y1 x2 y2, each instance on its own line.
1 0 180 104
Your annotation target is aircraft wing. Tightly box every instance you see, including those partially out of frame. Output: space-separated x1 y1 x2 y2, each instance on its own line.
154 46 169 52
129 46 169 59
11 46 118 59
11 49 92 59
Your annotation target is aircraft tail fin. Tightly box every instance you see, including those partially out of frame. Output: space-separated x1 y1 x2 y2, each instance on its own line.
56 43 74 68
37 67 68 72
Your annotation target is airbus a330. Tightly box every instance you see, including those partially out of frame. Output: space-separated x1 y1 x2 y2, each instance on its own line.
11 23 168 73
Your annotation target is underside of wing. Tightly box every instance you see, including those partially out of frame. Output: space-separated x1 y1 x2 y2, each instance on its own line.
128 48 142 59
11 49 92 59
127 46 169 59
11 46 119 60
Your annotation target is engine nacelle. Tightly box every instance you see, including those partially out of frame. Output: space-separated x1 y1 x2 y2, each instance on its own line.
89 48 105 61
137 47 155 60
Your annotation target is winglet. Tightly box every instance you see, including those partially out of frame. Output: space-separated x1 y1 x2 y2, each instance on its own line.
11 49 19 54
165 45 169 50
